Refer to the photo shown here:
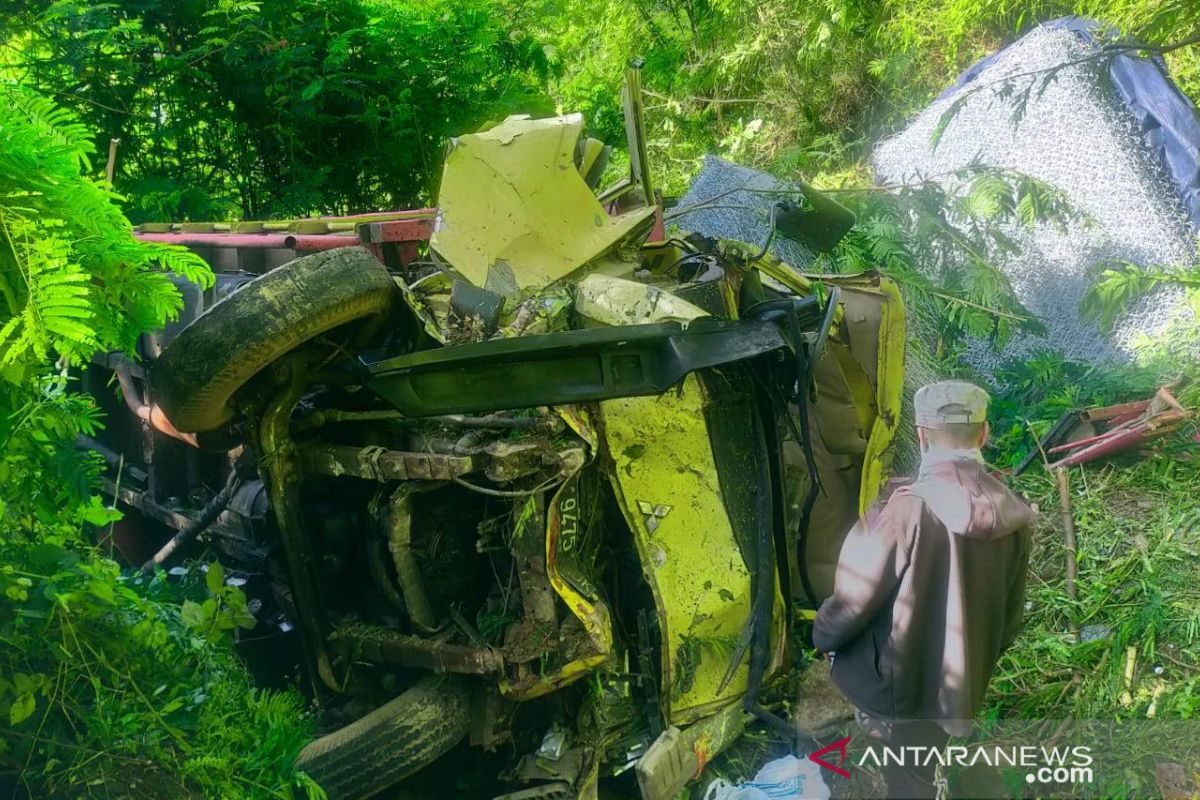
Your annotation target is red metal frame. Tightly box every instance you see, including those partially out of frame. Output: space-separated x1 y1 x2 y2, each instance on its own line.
133 214 435 268
1046 387 1192 469
134 192 663 274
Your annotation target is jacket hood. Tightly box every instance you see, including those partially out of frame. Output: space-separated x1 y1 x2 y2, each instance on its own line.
902 459 1034 539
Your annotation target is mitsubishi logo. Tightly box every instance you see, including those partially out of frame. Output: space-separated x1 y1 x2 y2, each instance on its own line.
637 500 672 533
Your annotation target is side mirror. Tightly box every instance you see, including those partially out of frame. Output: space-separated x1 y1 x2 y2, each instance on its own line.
772 185 856 254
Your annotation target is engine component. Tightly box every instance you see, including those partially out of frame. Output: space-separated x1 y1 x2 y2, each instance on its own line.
334 621 503 675
383 484 438 631
503 495 559 665
301 443 475 482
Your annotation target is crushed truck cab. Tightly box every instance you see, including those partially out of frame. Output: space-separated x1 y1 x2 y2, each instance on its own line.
92 71 904 800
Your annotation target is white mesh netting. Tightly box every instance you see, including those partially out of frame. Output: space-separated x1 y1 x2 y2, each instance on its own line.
873 25 1198 469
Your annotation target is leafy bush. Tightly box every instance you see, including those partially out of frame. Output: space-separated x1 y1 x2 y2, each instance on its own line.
0 85 210 525
0 86 316 798
3 0 553 219
0 544 319 799
524 0 1200 193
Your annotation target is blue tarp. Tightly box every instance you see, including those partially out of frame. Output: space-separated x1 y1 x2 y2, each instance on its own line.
941 16 1200 228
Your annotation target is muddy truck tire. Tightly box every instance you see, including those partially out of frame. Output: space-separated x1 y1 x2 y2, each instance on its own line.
152 247 396 433
295 676 471 800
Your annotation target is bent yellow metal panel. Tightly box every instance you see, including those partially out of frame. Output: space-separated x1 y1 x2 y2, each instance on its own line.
602 377 753 725
859 278 906 512
431 114 655 295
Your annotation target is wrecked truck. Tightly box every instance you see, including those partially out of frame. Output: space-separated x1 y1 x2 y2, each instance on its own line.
86 70 905 799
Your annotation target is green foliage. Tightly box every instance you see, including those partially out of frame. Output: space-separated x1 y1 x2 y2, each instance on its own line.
520 0 892 194
0 543 318 799
181 562 258 643
811 168 1075 354
0 4 1195 795
980 354 1200 766
522 0 1200 204
1081 261 1200 332
0 86 211 371
0 84 209 530
523 0 1197 370
0 88 315 798
0 84 210 529
988 458 1200 724
3 0 552 219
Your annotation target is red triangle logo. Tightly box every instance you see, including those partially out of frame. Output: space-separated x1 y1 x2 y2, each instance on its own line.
808 735 852 778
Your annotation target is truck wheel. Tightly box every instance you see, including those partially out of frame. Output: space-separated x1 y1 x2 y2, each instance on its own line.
295 676 471 800
152 247 396 433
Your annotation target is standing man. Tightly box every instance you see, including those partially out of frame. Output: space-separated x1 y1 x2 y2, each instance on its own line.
813 381 1033 799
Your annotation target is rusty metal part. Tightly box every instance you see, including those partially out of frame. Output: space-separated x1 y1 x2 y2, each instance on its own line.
335 621 503 675
484 441 557 483
115 359 198 447
1048 408 1190 468
79 434 148 485
252 359 339 693
133 218 431 252
491 458 614 702
500 469 614 702
1033 387 1193 470
98 475 193 530
293 408 563 434
504 495 559 665
135 215 431 279
441 413 563 433
136 208 434 232
292 409 410 433
367 534 406 613
135 231 355 250
354 217 434 245
385 484 438 631
140 469 240 573
469 686 516 751
300 443 475 481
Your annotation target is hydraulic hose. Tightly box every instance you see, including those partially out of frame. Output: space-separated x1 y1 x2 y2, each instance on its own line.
743 397 804 744
115 360 198 447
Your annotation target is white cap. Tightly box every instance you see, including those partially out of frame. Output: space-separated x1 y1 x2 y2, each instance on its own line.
914 381 989 428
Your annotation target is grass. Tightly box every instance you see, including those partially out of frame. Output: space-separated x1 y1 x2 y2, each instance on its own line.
990 451 1200 722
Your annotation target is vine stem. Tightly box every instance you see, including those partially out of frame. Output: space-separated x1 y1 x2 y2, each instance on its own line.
0 728 152 765
928 289 1032 321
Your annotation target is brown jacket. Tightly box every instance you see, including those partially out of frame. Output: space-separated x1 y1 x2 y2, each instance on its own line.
813 458 1033 736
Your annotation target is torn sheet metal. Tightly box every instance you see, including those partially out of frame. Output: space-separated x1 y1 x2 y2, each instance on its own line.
431 114 656 296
